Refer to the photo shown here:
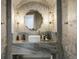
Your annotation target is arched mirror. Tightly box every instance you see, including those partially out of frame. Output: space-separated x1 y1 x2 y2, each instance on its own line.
24 10 43 31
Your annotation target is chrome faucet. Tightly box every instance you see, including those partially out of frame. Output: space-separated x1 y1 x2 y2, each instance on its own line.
41 34 49 41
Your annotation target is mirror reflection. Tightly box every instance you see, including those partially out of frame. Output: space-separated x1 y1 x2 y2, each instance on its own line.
24 10 43 31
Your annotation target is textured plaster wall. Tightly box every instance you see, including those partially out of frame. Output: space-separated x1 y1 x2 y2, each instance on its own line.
62 0 77 59
1 0 77 59
12 0 57 43
1 0 7 59
12 0 57 33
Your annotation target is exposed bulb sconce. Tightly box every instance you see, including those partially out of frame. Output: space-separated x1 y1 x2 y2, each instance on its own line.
16 21 20 33
16 22 20 28
1 22 4 25
64 22 68 24
49 21 52 24
49 19 54 24
17 22 19 25
16 15 20 25
48 11 54 24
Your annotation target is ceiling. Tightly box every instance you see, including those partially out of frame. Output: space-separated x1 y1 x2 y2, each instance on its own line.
13 0 56 10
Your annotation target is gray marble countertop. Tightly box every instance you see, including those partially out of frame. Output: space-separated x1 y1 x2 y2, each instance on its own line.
12 43 58 55
13 39 57 44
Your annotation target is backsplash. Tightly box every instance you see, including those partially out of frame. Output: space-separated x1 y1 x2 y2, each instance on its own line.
13 32 57 43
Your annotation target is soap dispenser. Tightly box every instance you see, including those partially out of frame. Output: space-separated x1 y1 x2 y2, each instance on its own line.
16 35 19 41
21 34 26 41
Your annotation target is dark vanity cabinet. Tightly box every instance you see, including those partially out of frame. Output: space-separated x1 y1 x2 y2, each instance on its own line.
13 55 51 59
13 55 23 59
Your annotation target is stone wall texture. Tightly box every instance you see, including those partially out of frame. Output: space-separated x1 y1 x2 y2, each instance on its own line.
12 0 57 33
1 0 7 59
1 0 77 59
62 0 77 59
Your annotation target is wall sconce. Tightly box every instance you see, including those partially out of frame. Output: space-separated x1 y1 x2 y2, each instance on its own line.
64 22 68 24
49 20 54 24
1 22 4 25
17 22 19 25
16 21 20 32
48 11 54 24
49 22 52 24
16 15 20 28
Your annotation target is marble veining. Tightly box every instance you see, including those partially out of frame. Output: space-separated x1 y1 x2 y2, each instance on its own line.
12 43 58 55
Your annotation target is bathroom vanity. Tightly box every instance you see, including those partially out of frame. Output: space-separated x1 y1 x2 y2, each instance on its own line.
12 31 58 59
6 0 63 59
12 43 59 59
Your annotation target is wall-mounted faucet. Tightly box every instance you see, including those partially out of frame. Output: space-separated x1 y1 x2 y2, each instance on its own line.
41 32 52 41
41 34 48 41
